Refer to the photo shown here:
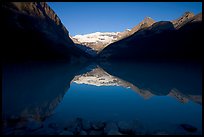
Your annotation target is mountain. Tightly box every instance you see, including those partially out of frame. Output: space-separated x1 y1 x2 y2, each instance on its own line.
71 32 124 53
1 2 88 62
99 12 202 61
129 17 155 35
71 17 155 54
177 12 202 31
172 11 194 29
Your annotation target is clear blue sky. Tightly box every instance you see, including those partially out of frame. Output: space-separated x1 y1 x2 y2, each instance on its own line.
47 2 202 36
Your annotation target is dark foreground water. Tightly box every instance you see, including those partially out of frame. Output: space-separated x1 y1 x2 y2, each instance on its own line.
2 61 202 135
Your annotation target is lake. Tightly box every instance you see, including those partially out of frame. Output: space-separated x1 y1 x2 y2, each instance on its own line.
2 60 202 135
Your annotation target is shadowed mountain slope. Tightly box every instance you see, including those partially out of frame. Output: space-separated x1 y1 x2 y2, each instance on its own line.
99 12 202 62
1 2 89 63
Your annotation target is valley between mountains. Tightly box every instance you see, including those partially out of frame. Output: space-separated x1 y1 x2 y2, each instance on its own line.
71 11 202 61
2 2 202 135
1 2 202 62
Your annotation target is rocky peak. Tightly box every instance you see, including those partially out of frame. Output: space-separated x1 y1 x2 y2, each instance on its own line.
130 16 155 35
1 2 87 62
143 16 154 23
3 2 69 36
172 11 194 29
71 16 156 54
191 12 202 22
185 12 202 23
39 2 68 34
132 21 175 38
183 11 194 18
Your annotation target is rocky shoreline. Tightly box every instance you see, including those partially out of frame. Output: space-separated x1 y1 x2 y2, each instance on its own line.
2 117 199 135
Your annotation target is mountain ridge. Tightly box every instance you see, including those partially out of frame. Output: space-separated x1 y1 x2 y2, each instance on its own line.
71 16 156 53
98 12 202 61
1 2 89 62
2 2 201 62
71 11 200 60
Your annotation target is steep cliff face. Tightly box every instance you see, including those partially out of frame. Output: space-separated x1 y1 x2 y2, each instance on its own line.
99 12 202 61
178 12 202 31
172 11 194 29
1 2 86 62
7 2 69 35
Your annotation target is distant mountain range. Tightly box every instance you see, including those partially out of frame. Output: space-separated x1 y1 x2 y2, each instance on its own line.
71 12 202 61
70 29 134 56
1 2 202 62
70 17 155 54
2 2 202 132
99 12 202 61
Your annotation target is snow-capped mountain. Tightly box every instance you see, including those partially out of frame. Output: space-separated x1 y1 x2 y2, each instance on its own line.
70 17 156 53
71 30 131 53
71 13 199 58
74 32 120 43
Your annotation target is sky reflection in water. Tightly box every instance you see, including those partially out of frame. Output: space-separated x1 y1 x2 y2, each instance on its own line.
48 64 202 134
2 61 202 134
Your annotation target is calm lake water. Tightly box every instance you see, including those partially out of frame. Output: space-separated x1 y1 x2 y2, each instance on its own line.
2 61 202 135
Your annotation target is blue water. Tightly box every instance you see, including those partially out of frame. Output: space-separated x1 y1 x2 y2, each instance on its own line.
2 61 202 134
48 82 202 133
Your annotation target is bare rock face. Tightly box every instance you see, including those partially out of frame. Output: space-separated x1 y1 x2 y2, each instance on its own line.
7 2 68 33
190 13 202 22
1 2 86 62
133 21 175 37
99 12 202 61
172 12 194 29
99 21 175 59
115 17 155 41
113 17 155 42
178 12 202 32
71 17 155 55
130 17 155 35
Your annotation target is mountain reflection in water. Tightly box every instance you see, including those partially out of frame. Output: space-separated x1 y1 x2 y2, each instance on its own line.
2 61 202 135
